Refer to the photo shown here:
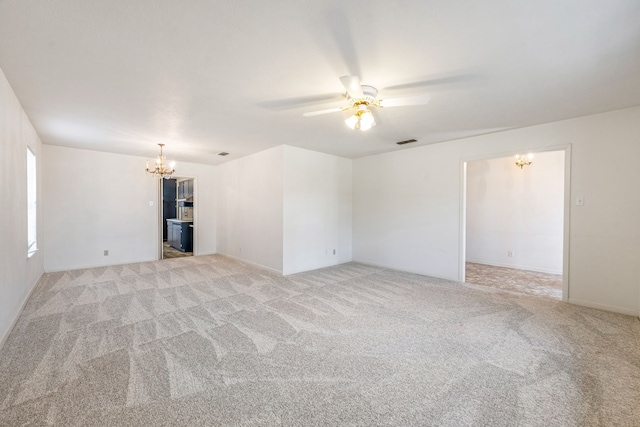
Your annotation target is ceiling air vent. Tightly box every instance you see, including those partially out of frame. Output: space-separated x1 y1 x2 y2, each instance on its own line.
217 152 230 156
396 139 417 145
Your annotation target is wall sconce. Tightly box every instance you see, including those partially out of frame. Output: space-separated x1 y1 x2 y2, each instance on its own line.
515 153 533 169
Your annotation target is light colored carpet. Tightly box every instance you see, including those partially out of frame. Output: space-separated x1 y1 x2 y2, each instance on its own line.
1 255 638 426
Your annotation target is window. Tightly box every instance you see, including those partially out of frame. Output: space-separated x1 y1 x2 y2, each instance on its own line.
27 147 37 257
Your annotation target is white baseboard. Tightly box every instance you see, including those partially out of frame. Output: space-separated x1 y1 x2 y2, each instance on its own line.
0 272 43 351
44 256 159 273
217 253 283 275
283 258 352 276
352 258 458 282
568 298 639 317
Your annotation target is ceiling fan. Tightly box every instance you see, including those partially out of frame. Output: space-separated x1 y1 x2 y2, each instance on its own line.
303 75 431 131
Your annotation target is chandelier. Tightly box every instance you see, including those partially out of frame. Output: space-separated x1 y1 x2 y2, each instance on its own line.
345 104 376 131
515 153 533 169
146 143 176 178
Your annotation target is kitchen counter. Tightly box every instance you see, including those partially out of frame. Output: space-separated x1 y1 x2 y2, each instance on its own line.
166 220 193 252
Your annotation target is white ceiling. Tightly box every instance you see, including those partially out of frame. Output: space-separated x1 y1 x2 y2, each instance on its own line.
1 0 639 165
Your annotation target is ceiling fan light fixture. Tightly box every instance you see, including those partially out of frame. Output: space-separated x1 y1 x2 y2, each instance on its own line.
303 75 431 129
345 114 359 129
359 110 375 130
345 105 376 131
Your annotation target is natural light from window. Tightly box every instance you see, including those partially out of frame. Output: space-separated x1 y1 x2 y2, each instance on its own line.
27 147 37 257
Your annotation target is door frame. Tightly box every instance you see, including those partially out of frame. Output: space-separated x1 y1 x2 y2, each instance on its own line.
157 175 197 260
458 144 572 301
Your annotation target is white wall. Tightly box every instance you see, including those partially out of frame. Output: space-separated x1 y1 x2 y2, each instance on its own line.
43 146 216 272
216 145 353 275
0 69 44 346
216 146 284 273
282 146 352 275
466 151 564 274
354 106 640 316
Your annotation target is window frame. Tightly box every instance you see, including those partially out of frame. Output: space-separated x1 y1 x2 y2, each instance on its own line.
27 146 37 258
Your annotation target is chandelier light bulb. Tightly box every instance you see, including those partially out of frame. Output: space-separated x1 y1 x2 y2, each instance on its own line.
146 143 176 178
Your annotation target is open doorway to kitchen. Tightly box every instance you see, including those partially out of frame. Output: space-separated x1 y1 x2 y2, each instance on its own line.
160 177 195 259
462 148 569 300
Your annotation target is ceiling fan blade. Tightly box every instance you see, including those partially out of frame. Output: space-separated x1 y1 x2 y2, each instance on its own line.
383 74 479 92
258 93 345 111
302 107 345 117
379 94 431 107
324 8 362 78
340 75 364 99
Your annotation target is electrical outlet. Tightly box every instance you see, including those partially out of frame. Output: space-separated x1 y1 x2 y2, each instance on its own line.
333 249 336 255
507 250 514 257
104 250 109 256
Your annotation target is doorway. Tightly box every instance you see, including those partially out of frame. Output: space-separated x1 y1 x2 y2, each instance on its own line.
160 177 195 259
461 148 570 301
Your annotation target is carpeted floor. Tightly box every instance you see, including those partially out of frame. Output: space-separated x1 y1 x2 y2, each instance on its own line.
465 262 563 300
1 255 638 426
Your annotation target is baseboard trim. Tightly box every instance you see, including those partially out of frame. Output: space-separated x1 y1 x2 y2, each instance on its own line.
283 259 353 276
352 258 458 282
0 272 43 351
217 253 283 276
568 298 639 317
44 256 159 273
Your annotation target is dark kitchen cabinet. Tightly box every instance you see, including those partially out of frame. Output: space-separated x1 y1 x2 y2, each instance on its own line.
162 179 177 241
163 178 177 200
167 221 193 252
167 222 177 248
